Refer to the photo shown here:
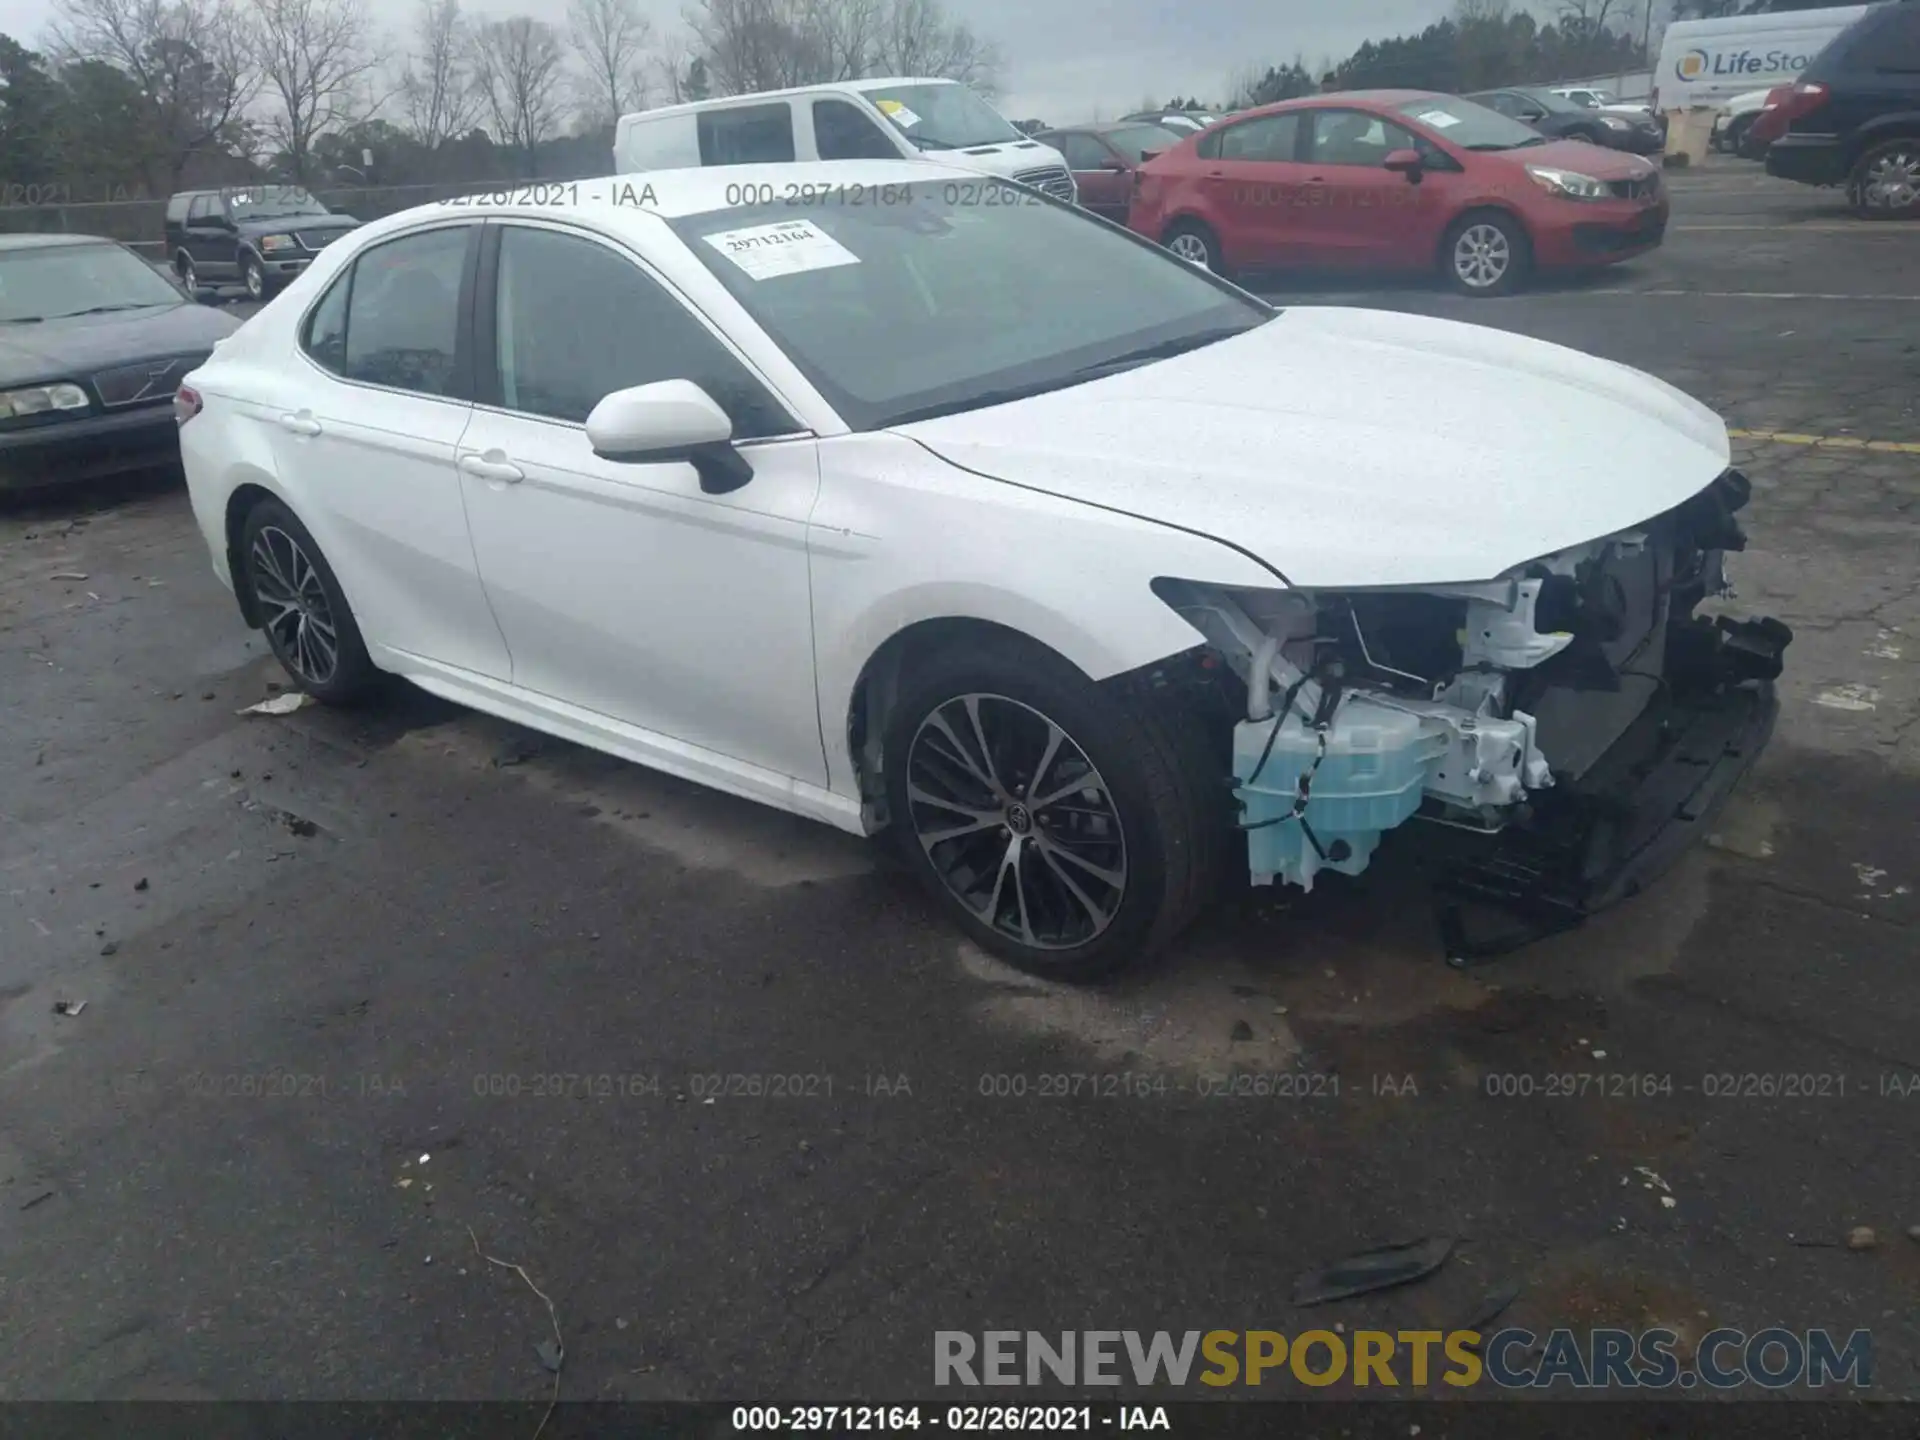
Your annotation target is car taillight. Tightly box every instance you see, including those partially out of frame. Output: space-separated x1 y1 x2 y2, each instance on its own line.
1783 81 1829 117
174 384 202 425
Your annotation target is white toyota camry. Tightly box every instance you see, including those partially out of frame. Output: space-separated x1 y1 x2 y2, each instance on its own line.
177 158 1790 979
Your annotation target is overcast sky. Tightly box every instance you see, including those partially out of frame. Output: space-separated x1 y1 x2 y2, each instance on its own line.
0 0 1466 124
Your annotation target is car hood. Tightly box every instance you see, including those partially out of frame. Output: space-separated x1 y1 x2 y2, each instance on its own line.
1505 136 1658 175
891 306 1731 589
0 302 241 387
237 214 360 236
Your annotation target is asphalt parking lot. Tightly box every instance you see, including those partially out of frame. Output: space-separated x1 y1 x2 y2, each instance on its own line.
3 157 1918 1406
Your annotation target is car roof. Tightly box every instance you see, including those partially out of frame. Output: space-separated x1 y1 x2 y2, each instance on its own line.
367 160 981 233
1219 89 1444 122
0 232 118 252
621 76 960 123
1045 120 1186 135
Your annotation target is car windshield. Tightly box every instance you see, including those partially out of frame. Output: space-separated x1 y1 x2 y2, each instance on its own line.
1398 96 1549 151
225 187 332 221
669 178 1272 432
857 82 1020 150
0 241 182 323
1105 124 1186 160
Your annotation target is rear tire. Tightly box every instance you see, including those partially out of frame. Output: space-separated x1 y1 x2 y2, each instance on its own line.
883 635 1230 982
1442 211 1531 297
1163 219 1229 278
176 253 198 291
1848 138 1920 220
238 498 379 705
1725 114 1755 156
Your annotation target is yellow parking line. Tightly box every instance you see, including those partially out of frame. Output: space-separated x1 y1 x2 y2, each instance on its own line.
1729 428 1920 455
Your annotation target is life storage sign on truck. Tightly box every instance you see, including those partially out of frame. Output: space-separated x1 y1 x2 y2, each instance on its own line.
1653 6 1868 109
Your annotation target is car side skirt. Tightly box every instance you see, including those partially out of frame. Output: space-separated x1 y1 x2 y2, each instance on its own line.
382 646 874 838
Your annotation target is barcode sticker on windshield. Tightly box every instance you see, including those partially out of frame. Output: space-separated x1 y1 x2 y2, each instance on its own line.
704 219 861 280
1419 110 1462 128
875 99 923 128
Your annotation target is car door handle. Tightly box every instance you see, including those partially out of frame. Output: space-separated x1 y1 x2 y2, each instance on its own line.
459 453 524 484
278 412 322 436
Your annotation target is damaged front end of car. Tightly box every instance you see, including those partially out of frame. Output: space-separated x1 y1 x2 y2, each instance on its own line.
1156 469 1790 961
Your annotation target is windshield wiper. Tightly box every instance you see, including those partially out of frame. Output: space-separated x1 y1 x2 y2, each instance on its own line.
883 326 1259 428
1466 136 1550 151
884 374 1102 427
43 302 173 319
906 133 962 152
1073 324 1258 377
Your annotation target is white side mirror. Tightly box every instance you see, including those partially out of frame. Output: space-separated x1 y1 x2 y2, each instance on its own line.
586 379 733 459
585 379 754 494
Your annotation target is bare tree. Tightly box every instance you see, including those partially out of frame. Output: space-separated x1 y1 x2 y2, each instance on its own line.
1452 0 1509 23
471 15 567 171
568 0 653 125
248 0 376 180
396 0 481 146
47 0 260 189
798 0 879 80
687 0 826 93
650 29 693 100
870 0 999 94
1554 0 1625 35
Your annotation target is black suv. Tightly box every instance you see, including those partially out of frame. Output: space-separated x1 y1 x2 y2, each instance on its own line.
1767 0 1920 219
164 186 363 300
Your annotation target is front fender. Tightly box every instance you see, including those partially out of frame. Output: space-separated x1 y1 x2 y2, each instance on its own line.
809 432 1281 799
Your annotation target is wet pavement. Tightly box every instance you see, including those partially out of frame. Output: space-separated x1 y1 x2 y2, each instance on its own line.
2 157 1917 1404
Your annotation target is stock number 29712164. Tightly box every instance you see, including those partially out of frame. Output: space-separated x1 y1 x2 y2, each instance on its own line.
725 181 915 208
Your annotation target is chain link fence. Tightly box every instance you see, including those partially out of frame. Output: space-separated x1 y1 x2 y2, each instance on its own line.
0 179 539 257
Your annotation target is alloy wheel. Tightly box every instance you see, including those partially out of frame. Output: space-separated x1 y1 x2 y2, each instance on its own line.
1861 148 1920 213
1454 223 1511 289
178 257 197 290
1168 231 1213 268
906 693 1128 952
245 258 265 299
250 525 339 686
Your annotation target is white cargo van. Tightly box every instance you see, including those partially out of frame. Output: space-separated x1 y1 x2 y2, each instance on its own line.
612 78 1077 203
1652 7 1871 112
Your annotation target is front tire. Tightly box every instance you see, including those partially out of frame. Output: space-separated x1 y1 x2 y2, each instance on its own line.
1163 219 1228 277
242 252 268 300
176 253 198 291
238 498 379 704
1849 139 1920 220
1443 211 1531 297
883 635 1229 982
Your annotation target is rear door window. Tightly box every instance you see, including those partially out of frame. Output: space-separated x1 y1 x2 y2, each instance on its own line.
1872 7 1920 70
1213 113 1302 162
339 226 470 397
698 104 798 165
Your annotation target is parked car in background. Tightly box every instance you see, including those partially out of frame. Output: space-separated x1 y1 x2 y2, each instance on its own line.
1121 109 1220 134
1552 86 1660 123
1466 87 1665 153
166 186 363 302
1036 122 1187 221
613 78 1077 202
1129 91 1667 296
1712 87 1776 153
1766 0 1920 219
175 158 1785 980
0 234 239 492
1738 84 1799 159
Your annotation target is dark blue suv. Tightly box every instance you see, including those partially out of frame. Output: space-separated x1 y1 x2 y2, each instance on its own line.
1766 0 1920 219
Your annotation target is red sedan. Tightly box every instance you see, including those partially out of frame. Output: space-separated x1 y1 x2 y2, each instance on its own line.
1127 90 1669 296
